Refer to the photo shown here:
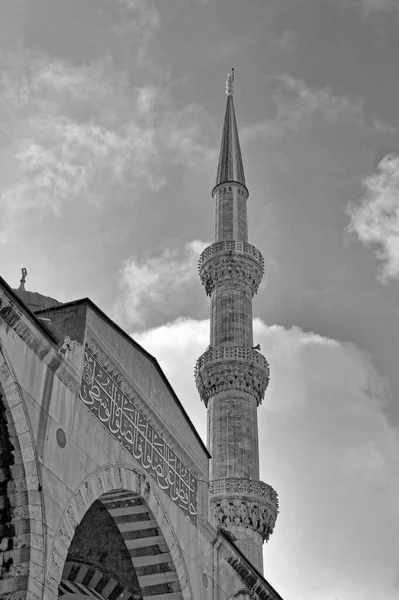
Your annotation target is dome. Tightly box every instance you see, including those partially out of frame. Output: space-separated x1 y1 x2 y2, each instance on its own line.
13 268 62 313
13 289 62 313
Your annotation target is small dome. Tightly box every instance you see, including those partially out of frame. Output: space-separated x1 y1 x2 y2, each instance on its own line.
14 289 62 313
13 268 62 313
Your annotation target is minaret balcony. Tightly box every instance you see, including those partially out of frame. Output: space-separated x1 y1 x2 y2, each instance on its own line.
198 241 264 297
195 345 270 407
210 477 279 542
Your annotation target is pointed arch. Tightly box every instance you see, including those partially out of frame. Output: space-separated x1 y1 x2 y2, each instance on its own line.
0 348 45 600
45 464 193 600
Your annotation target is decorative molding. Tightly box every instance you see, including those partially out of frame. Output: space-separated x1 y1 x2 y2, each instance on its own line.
211 496 277 542
210 478 278 506
0 290 51 360
47 464 192 600
199 241 264 271
0 350 45 600
215 529 284 600
0 290 81 399
198 242 264 297
81 338 198 524
195 347 269 407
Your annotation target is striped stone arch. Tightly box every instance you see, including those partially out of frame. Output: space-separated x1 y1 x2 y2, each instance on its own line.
59 562 132 599
45 464 193 600
0 348 45 600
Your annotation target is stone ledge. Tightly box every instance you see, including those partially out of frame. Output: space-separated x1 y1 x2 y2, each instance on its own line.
198 241 264 270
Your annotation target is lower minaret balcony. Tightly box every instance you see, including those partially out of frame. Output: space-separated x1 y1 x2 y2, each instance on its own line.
198 241 264 297
195 346 269 407
210 477 278 542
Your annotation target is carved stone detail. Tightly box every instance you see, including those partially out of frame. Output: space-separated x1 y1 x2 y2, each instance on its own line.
198 242 264 297
211 495 277 543
86 331 204 484
210 478 278 505
195 346 269 407
199 241 264 270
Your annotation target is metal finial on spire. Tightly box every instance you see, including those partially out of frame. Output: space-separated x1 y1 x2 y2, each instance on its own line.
19 267 27 291
226 68 234 96
215 68 246 189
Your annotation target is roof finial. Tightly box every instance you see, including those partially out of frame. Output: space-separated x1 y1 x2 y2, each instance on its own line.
226 68 234 96
19 267 28 291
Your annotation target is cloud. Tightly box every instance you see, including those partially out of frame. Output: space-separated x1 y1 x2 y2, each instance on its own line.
164 104 218 169
356 0 398 15
272 30 298 54
338 0 399 17
108 0 160 58
242 75 393 142
113 240 210 329
0 49 215 244
135 318 399 600
347 154 399 282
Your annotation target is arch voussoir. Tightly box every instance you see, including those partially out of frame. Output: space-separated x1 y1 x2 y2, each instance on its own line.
0 350 45 600
47 464 193 600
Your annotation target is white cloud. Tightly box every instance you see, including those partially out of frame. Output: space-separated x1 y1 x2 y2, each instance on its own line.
338 0 399 15
0 50 215 244
165 104 218 169
357 0 398 15
110 0 160 53
242 75 393 142
347 154 399 281
113 240 209 328
135 317 399 600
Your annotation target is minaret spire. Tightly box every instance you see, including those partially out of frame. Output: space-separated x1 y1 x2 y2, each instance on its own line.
195 72 278 573
215 69 246 191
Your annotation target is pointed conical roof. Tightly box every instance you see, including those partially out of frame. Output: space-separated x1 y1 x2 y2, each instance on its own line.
215 76 246 190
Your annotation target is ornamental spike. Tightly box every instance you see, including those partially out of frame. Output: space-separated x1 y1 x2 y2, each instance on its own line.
19 267 28 291
226 68 234 96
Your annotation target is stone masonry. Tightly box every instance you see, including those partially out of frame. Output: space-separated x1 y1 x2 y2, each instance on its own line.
195 71 278 572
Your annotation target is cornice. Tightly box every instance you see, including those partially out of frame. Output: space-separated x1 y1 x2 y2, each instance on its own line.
0 289 80 397
216 529 284 600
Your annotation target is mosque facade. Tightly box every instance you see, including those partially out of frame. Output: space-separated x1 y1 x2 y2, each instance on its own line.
0 74 284 600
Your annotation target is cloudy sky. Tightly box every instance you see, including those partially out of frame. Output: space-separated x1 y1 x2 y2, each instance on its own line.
1 1 399 598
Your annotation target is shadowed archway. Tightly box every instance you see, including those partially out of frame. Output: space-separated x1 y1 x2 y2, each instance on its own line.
48 466 192 600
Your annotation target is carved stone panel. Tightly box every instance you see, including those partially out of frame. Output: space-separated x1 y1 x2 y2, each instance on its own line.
195 346 269 407
80 343 198 524
198 241 264 297
211 497 277 542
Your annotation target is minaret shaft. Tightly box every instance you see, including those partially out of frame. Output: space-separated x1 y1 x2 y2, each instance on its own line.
195 73 278 573
208 394 259 481
210 289 253 347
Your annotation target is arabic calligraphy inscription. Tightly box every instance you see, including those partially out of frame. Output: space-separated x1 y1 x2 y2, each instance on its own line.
80 346 197 524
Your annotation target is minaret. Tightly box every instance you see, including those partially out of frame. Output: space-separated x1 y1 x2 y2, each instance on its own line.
195 71 278 572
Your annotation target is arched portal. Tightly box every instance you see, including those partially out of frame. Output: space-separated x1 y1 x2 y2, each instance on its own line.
47 465 192 600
